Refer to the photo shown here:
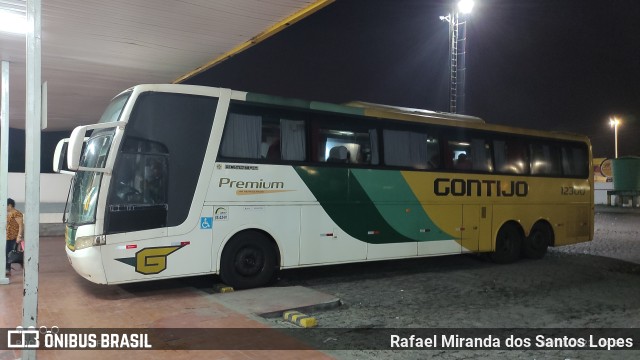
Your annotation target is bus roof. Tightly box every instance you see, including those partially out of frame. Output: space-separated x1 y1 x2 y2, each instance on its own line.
241 90 588 143
345 101 486 124
128 84 590 144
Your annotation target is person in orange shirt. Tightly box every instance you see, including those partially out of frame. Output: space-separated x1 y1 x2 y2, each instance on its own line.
6 198 24 276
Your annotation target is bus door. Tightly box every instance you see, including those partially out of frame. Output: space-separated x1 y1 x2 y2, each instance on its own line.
461 205 480 252
461 205 492 252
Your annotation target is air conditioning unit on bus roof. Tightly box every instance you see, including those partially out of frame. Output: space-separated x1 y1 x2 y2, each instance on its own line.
345 101 485 124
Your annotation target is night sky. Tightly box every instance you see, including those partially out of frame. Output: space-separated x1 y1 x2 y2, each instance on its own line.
184 0 640 158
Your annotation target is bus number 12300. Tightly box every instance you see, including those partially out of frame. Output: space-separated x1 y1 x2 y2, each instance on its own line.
561 186 586 195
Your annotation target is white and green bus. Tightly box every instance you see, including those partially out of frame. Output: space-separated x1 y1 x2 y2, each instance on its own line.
56 84 593 289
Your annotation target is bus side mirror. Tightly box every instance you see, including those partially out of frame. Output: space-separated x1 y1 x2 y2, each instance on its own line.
53 138 70 173
54 138 86 175
68 125 89 171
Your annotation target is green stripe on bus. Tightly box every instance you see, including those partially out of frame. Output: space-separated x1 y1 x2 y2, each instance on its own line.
310 101 365 116
246 92 310 109
294 167 414 244
350 169 447 241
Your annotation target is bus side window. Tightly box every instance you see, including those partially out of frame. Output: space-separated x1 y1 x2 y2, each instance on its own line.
314 120 378 165
446 140 472 171
426 137 440 169
220 108 307 163
531 143 561 176
143 157 168 205
561 144 588 178
262 117 280 160
280 119 306 161
494 139 529 174
220 113 262 159
469 139 492 172
108 138 169 233
383 129 436 169
445 138 492 172
261 117 307 162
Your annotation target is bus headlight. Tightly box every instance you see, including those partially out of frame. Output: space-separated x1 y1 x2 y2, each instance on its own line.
74 235 106 250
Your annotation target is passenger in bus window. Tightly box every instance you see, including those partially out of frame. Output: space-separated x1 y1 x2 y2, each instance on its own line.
327 146 350 163
456 153 472 170
144 159 166 204
266 139 281 160
428 154 440 169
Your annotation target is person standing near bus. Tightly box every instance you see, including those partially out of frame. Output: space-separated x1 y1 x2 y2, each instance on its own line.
5 198 24 276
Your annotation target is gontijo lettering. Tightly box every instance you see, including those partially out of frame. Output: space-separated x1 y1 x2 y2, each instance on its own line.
434 178 528 197
218 177 284 189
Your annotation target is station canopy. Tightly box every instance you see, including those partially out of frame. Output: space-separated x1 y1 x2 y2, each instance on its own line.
0 0 333 130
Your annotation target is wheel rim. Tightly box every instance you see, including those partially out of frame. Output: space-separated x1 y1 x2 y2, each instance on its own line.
499 232 514 253
234 246 265 277
529 229 548 250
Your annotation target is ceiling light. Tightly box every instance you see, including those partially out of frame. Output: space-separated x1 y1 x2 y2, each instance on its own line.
0 11 27 35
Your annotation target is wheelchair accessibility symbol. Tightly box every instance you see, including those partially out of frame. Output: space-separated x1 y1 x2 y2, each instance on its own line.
200 217 213 230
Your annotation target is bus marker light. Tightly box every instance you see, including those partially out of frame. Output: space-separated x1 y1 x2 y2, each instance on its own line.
367 230 380 235
321 233 333 237
180 241 190 246
126 245 137 249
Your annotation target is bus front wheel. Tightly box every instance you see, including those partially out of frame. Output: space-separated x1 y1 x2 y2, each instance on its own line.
219 231 279 289
523 222 552 259
490 223 522 264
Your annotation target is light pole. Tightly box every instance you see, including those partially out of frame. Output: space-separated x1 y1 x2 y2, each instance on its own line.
609 117 620 158
440 0 474 114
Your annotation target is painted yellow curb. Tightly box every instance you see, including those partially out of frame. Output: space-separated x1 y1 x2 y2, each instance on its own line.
213 284 234 293
283 310 317 328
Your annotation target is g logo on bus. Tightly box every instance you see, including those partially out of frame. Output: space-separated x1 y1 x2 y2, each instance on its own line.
116 245 185 275
135 246 182 275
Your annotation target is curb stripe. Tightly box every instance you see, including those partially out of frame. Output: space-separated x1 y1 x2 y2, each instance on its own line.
283 310 317 328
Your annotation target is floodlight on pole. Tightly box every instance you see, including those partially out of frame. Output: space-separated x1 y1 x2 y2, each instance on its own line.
440 1 474 114
458 0 475 14
609 117 620 158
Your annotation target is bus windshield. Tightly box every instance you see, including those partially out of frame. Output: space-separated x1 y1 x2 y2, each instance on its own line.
65 129 115 225
65 92 130 226
99 92 130 123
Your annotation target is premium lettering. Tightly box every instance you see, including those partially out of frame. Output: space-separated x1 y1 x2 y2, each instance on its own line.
219 177 284 190
434 178 528 197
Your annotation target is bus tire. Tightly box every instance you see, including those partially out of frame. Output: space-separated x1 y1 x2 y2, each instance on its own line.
490 223 522 264
523 222 551 259
219 231 279 289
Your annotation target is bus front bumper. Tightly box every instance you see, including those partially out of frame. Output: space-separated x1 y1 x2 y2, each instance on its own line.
65 245 108 284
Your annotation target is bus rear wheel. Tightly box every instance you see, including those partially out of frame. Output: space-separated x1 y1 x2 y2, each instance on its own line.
219 231 279 289
490 223 522 264
523 222 551 259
